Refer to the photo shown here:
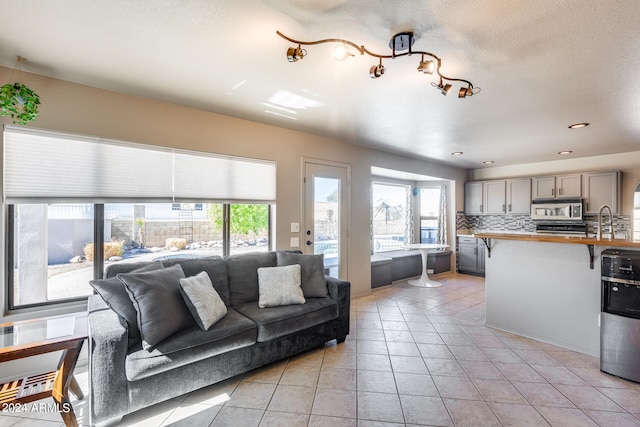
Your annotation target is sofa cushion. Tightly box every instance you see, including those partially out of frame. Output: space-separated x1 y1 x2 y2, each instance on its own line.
90 261 164 348
276 251 328 298
226 251 276 306
161 257 231 306
257 264 306 308
104 261 162 278
234 298 338 342
179 271 228 330
125 308 257 381
118 264 193 350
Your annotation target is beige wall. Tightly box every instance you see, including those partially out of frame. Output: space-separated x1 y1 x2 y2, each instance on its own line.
0 66 468 320
469 153 640 216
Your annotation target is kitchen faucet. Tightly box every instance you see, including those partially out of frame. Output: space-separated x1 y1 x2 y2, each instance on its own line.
598 205 613 240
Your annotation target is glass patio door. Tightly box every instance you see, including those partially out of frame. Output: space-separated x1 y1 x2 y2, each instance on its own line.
304 161 349 279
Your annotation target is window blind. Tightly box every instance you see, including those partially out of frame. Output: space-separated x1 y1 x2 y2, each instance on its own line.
3 125 276 203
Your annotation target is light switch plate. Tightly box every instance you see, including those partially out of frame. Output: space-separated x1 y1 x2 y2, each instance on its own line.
290 237 299 247
291 222 300 233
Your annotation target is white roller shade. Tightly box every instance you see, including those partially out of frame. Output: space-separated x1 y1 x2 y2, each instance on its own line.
173 149 276 203
3 125 276 203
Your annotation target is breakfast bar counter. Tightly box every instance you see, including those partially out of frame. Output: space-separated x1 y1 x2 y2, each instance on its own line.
471 232 639 357
473 232 640 248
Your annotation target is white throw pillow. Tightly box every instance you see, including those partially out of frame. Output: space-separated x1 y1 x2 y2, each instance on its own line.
179 271 228 331
257 264 306 308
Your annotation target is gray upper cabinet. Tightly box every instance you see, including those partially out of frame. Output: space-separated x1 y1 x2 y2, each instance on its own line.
532 176 555 199
483 180 506 214
465 171 619 217
464 182 483 215
583 171 620 214
506 178 531 214
532 173 581 199
466 178 529 215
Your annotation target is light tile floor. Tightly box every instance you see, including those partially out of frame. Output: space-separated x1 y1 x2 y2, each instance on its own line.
2 273 640 426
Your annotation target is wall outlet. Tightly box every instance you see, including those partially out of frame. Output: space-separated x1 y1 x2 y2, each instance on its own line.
290 237 299 247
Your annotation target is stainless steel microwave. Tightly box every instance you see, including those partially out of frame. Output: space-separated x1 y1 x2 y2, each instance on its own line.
531 200 583 221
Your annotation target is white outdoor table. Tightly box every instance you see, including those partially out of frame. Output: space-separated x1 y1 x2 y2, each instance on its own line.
404 243 450 288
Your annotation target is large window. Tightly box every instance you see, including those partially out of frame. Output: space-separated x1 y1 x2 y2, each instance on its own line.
4 126 275 310
420 187 442 243
8 202 272 309
371 182 411 253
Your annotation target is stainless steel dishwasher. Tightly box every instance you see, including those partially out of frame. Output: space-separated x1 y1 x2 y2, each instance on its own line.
601 249 640 383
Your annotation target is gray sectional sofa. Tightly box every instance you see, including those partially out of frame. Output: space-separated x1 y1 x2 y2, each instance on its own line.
87 251 350 426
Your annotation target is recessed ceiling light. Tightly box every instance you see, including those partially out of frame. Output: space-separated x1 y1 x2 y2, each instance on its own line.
451 151 463 156
558 150 573 155
483 160 494 164
568 122 589 129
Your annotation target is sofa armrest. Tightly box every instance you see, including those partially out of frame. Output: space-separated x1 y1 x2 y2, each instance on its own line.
325 276 350 342
88 295 130 426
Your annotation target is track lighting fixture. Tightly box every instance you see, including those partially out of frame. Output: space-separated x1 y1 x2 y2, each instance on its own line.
277 30 479 98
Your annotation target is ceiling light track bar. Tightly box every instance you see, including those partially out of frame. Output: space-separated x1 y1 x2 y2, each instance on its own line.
277 30 479 97
276 31 366 55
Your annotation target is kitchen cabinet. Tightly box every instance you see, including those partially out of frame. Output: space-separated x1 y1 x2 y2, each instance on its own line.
465 179 529 215
532 173 581 199
583 171 620 214
464 182 483 215
483 180 506 214
457 236 485 276
506 178 531 214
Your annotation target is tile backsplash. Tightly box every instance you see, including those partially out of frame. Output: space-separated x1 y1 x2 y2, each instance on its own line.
456 211 630 237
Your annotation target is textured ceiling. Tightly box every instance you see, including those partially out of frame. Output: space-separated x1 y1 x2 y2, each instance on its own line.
1 0 639 169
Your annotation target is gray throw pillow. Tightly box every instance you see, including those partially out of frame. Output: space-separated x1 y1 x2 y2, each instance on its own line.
89 261 164 347
257 264 306 308
276 251 328 298
179 271 228 331
118 264 193 350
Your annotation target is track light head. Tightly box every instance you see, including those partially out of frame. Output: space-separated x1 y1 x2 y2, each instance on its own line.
333 44 353 61
417 60 435 74
287 45 306 62
369 64 385 79
458 86 473 98
417 57 435 74
431 80 451 96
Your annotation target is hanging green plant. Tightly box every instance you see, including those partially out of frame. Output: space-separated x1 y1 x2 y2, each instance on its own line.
0 82 41 125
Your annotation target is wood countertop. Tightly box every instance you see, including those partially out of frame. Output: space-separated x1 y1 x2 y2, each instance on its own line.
472 232 640 248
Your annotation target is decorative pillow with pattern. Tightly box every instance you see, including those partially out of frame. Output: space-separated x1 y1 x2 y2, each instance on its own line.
257 264 306 308
179 271 228 330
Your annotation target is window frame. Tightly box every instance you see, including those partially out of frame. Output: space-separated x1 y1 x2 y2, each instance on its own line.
418 187 442 244
6 202 273 311
371 180 413 254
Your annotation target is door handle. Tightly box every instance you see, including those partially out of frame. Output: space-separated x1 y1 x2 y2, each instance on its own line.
306 240 313 246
